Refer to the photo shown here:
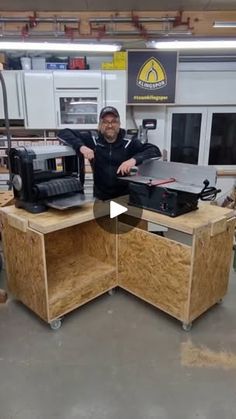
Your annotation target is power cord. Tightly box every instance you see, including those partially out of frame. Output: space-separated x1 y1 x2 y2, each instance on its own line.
199 179 221 201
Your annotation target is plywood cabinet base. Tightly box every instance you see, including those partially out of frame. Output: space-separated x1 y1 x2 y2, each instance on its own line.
2 215 117 324
118 217 235 326
1 203 235 329
118 223 191 322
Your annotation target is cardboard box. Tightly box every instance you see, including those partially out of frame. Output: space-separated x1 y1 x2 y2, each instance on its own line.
0 53 6 64
113 51 127 63
101 62 114 70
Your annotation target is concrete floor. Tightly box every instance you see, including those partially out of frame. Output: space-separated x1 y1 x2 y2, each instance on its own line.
1 265 236 419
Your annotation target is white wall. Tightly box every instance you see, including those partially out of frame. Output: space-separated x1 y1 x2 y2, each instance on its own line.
126 105 166 152
176 71 236 105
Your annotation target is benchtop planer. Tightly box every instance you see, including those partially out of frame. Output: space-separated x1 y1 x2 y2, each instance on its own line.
10 145 93 213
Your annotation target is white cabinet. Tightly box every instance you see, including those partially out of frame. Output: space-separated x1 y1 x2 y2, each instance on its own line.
102 70 127 128
54 71 102 129
1 70 127 130
53 70 102 89
0 71 24 120
23 71 56 129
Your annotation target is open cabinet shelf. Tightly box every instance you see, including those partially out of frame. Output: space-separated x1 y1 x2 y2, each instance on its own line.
47 253 116 318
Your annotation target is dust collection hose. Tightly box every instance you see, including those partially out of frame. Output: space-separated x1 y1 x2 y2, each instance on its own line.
0 64 12 190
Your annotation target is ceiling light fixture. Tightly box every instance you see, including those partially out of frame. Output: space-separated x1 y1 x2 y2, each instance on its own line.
213 21 236 28
147 39 236 50
0 41 121 52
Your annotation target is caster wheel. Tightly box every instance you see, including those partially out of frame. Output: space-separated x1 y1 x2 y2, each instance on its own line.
108 288 115 296
216 298 223 305
182 322 192 332
50 318 62 330
0 289 7 303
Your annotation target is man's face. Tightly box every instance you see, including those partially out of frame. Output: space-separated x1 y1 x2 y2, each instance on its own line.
99 113 120 143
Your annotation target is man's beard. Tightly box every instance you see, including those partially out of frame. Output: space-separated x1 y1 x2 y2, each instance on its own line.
104 131 117 143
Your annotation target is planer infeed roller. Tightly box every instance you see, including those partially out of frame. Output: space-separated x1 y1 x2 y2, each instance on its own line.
10 145 93 213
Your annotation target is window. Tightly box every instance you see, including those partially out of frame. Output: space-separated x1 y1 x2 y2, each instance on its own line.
170 113 201 164
208 113 236 165
166 106 236 167
59 96 98 125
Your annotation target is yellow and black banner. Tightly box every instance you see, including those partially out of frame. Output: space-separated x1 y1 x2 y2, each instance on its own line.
127 50 178 104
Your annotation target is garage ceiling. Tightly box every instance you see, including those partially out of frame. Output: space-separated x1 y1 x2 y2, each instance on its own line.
1 0 236 51
1 0 236 12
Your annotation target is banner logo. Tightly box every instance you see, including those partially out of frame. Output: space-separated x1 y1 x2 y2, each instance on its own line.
136 57 167 90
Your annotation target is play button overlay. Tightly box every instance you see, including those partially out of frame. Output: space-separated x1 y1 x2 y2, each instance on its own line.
110 201 127 218
93 196 143 234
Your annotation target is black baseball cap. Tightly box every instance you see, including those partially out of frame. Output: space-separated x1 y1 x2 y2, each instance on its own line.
99 106 120 120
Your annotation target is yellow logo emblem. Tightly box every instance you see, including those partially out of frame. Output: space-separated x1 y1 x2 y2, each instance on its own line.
136 57 167 90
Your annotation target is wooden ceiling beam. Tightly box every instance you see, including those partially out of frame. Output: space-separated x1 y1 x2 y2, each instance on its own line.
0 10 236 39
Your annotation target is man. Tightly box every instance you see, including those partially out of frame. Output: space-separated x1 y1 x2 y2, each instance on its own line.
58 106 161 200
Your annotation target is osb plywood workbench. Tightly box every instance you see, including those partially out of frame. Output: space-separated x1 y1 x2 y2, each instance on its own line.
0 190 14 304
0 201 235 331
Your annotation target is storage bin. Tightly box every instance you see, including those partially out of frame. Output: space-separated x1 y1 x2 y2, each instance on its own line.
69 57 86 70
46 62 67 70
20 57 31 70
32 57 46 70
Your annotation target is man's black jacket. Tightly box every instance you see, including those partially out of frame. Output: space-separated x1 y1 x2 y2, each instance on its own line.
58 128 161 200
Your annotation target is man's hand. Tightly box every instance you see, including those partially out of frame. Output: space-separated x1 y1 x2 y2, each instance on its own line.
117 158 136 175
80 146 94 160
